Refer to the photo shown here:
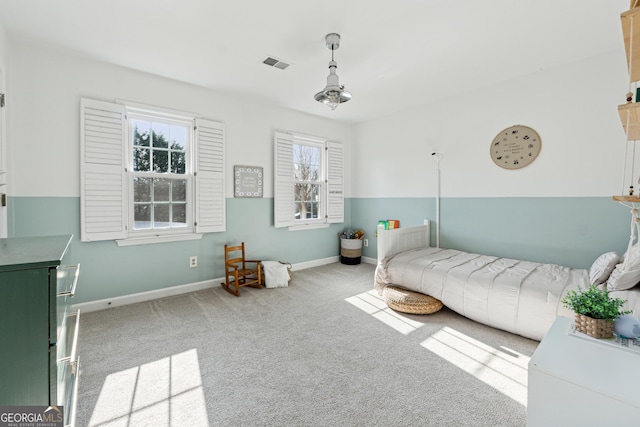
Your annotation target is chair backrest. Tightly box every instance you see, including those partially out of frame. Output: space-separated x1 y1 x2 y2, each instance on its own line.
224 242 247 269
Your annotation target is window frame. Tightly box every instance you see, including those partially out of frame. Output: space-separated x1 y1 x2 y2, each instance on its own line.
126 111 194 237
80 98 226 245
293 137 325 225
274 131 343 231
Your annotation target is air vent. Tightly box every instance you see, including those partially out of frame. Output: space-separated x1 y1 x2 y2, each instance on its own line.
262 56 291 70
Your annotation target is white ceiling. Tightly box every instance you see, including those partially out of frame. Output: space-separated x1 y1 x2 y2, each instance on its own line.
0 0 631 124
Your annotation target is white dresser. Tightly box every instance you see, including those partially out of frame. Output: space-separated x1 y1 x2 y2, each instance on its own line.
528 316 640 426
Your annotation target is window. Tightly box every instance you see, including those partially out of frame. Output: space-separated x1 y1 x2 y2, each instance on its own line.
274 131 343 229
294 141 322 221
80 98 225 244
129 115 191 232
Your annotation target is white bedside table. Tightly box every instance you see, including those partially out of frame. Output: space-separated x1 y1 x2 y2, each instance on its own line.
528 316 640 426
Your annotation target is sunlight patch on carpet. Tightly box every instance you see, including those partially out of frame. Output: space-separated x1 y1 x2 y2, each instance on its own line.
346 289 425 335
88 348 208 426
421 327 530 406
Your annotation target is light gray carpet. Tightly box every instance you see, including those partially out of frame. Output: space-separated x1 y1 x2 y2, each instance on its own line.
76 262 539 427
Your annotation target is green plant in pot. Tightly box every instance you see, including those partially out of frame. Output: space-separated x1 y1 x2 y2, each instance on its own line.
561 284 631 338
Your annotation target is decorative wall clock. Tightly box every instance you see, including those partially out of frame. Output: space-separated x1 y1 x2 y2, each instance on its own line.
490 125 541 170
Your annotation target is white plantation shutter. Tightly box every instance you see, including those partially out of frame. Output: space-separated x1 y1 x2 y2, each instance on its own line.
326 140 344 223
274 132 294 228
80 99 225 241
274 132 344 228
194 118 225 233
80 98 127 241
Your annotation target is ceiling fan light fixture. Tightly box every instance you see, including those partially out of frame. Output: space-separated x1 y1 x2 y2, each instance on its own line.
314 33 351 110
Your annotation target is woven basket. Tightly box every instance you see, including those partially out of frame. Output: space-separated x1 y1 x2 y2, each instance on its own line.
382 286 443 315
574 313 614 339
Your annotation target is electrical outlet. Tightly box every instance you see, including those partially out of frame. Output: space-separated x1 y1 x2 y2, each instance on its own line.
363 239 369 247
190 256 197 268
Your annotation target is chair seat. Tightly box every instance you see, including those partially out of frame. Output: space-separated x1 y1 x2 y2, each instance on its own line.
235 268 257 278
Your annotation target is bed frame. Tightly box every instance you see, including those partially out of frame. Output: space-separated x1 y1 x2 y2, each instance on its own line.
377 220 430 263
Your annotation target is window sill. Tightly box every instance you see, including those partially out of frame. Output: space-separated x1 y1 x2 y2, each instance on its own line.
116 233 203 246
288 222 330 231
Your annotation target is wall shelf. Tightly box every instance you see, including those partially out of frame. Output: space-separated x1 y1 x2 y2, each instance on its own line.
612 195 640 203
619 8 640 140
616 6 640 201
621 7 640 82
618 103 640 140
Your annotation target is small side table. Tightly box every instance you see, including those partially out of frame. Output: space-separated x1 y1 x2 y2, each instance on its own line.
528 316 640 425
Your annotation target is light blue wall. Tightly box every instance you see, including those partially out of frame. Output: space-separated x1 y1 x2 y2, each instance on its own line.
352 197 630 269
9 196 353 303
350 197 435 251
5 42 354 305
9 195 630 303
347 51 631 272
5 40 632 306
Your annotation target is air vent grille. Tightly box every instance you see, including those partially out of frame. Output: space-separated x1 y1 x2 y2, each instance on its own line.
263 56 291 70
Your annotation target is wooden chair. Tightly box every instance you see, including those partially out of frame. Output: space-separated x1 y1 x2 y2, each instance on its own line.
221 242 263 296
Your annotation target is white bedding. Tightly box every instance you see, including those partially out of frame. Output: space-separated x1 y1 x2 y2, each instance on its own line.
375 247 586 341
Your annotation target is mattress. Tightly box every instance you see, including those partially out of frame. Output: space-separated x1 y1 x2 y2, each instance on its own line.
375 247 588 341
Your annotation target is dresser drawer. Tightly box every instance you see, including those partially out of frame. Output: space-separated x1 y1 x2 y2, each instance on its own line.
57 356 80 427
55 264 79 343
54 310 80 413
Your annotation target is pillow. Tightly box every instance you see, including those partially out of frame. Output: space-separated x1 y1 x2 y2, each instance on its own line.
620 242 640 263
589 252 619 285
607 246 640 291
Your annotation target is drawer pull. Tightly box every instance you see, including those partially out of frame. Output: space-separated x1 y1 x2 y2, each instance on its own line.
65 356 80 427
58 310 81 374
57 264 80 297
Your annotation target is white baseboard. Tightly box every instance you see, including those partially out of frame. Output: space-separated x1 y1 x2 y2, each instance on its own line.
73 256 342 313
362 256 377 265
290 256 339 270
73 278 219 313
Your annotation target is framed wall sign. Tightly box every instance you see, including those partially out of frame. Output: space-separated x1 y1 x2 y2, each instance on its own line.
234 165 263 198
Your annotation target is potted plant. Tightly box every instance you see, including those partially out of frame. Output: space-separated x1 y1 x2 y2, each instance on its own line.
561 284 631 338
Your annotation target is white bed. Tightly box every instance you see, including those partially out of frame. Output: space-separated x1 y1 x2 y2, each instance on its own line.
375 222 640 341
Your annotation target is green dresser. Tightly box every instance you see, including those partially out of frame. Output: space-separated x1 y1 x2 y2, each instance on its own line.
0 235 80 425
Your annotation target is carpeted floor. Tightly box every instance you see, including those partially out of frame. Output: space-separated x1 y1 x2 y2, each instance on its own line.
76 262 539 426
